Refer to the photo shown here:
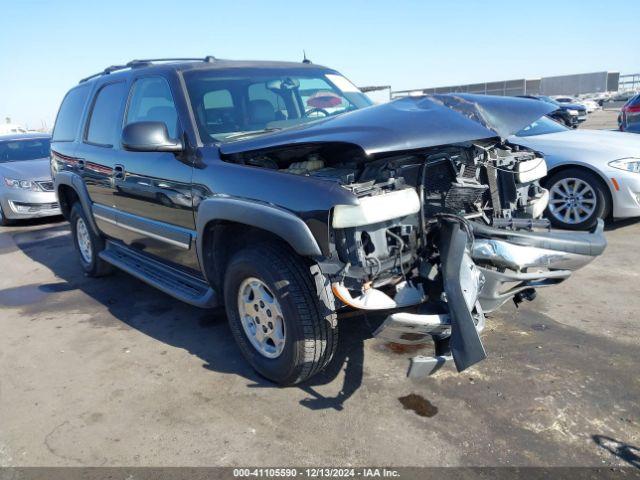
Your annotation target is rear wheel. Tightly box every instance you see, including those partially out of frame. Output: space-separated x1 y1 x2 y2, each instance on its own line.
70 203 112 276
545 168 611 230
223 242 338 385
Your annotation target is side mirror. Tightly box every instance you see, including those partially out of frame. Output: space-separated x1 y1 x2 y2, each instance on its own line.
121 121 183 153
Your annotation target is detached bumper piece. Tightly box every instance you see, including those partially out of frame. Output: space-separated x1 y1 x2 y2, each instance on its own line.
373 218 488 377
471 219 606 312
373 219 606 380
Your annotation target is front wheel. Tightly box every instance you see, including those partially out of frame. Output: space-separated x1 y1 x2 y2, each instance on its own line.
223 242 337 385
545 168 611 230
0 205 13 226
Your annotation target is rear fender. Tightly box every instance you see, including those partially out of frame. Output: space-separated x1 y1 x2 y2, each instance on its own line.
54 171 100 236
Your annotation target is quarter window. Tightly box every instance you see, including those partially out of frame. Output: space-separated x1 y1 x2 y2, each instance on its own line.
86 82 127 147
52 86 90 142
126 77 180 139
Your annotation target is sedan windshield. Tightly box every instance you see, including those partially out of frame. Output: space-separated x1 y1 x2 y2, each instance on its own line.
0 138 51 163
516 116 569 137
183 70 373 143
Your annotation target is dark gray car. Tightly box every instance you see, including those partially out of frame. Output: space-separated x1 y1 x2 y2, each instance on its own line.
52 58 606 385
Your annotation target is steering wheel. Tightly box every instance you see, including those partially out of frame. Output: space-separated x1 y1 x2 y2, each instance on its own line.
305 108 330 118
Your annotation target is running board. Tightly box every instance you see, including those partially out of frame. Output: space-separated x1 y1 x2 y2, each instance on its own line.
99 241 218 308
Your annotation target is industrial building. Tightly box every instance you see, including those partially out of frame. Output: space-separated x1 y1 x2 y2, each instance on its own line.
391 71 623 98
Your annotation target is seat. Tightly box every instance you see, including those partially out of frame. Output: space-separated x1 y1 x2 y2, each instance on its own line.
246 100 276 131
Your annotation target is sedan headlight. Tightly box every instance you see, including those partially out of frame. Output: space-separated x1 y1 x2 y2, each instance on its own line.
332 188 421 228
3 177 41 191
608 158 640 173
567 109 579 116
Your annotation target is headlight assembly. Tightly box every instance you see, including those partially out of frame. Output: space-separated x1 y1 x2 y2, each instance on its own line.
332 188 421 228
3 177 41 191
567 109 579 116
609 158 640 173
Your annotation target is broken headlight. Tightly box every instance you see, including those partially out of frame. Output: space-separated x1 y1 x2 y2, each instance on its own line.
332 188 420 228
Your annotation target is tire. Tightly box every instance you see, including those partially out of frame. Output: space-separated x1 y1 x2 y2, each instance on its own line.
223 242 338 385
69 203 112 277
544 168 611 230
0 205 13 226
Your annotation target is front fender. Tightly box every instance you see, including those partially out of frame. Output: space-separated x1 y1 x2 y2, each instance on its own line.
195 197 323 262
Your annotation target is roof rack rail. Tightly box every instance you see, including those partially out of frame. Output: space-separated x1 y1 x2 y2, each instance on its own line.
79 56 216 83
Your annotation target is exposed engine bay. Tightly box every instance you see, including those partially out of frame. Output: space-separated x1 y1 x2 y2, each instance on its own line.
223 138 605 375
224 139 551 287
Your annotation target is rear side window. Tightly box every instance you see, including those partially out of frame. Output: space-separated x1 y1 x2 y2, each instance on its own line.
86 82 128 147
125 77 179 139
52 86 90 142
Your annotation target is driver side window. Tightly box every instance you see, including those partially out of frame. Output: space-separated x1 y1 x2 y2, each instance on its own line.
126 77 179 139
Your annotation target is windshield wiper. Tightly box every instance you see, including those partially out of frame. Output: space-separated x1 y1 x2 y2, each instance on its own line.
224 127 282 141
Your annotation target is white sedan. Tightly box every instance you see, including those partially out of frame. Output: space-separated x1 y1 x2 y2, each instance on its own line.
510 116 640 229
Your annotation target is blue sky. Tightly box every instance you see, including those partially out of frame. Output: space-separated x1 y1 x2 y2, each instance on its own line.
1 0 638 128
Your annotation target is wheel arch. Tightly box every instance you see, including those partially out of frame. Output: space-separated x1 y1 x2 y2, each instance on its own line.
54 171 100 235
196 198 323 291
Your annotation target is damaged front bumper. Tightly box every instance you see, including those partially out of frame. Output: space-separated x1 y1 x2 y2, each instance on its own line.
369 218 606 376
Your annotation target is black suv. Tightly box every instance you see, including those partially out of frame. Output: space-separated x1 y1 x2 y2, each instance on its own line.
52 58 605 385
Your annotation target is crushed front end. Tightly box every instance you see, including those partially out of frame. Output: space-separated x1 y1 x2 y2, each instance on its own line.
323 141 606 375
219 94 606 376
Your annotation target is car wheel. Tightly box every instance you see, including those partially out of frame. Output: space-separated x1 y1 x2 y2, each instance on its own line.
70 203 112 277
223 242 338 385
0 206 13 226
545 168 611 230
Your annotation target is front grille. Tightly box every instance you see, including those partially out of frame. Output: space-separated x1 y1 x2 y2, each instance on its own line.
36 181 54 191
423 157 488 216
444 185 487 213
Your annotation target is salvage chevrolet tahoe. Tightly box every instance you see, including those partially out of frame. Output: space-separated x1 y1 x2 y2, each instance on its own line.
51 57 606 385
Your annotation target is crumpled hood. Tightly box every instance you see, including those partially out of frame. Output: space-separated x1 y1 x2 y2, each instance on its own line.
0 158 52 181
220 94 557 157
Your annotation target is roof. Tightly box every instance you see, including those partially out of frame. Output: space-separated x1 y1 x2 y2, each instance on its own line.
79 58 335 84
0 132 51 142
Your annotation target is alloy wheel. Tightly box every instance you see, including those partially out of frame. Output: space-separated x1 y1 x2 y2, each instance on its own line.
548 177 597 225
76 217 93 263
237 277 286 359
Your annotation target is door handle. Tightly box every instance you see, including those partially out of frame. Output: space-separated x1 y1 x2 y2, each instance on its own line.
113 164 125 180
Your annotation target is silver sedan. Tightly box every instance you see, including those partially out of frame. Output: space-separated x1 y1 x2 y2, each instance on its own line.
510 117 640 230
0 133 60 226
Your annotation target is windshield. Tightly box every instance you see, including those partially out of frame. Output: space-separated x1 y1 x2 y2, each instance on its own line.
516 116 569 137
183 70 373 143
0 138 51 162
